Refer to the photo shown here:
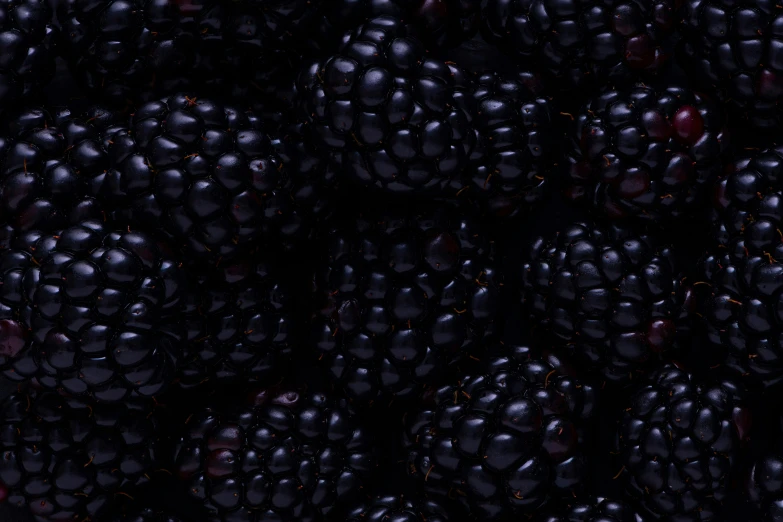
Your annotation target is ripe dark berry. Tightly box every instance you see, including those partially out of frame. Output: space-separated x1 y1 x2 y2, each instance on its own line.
564 84 729 221
299 15 477 196
680 0 783 129
173 389 377 521
312 203 503 403
533 496 642 522
405 345 596 520
0 221 188 402
482 0 679 91
0 389 161 522
346 494 451 522
469 71 557 218
522 221 691 383
616 365 750 522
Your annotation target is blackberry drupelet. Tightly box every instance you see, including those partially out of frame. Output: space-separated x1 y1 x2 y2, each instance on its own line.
173 389 377 522
700 146 783 388
748 454 783 522
177 256 294 387
299 15 478 195
616 365 751 522
564 84 729 221
96 94 324 258
404 345 597 520
680 0 783 130
533 497 642 522
0 220 188 402
522 221 692 383
0 0 57 108
0 389 160 522
470 70 557 218
481 0 679 91
0 105 123 234
345 493 450 522
311 203 502 404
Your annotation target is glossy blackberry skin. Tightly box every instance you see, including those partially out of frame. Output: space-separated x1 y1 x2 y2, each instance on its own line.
748 454 783 522
534 497 643 522
177 257 294 387
311 204 503 404
405 345 597 520
680 0 783 130
0 0 57 108
470 71 557 218
0 390 160 522
345 494 450 522
616 365 751 522
482 0 679 91
701 146 783 388
0 105 122 234
300 15 478 196
564 84 729 221
0 220 188 402
95 94 321 258
522 221 691 383
173 390 378 522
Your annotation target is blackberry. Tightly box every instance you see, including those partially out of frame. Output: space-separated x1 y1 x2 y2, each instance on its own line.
0 220 188 402
173 389 378 522
299 15 478 196
616 365 751 522
0 105 121 234
95 94 326 258
522 221 692 383
0 389 160 522
345 494 450 522
700 146 783 388
680 0 783 130
404 345 597 520
563 84 729 221
177 256 294 387
533 497 642 522
0 0 57 109
748 454 783 522
311 203 502 404
481 0 679 91
58 0 213 109
469 71 557 218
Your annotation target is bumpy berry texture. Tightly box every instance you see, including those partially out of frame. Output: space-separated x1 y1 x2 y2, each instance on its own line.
177 256 294 387
481 0 679 91
469 71 557 218
173 390 377 522
0 0 56 108
345 494 451 522
405 345 597 520
92 94 327 257
533 497 642 522
748 454 783 522
0 390 160 522
564 84 729 221
311 204 502 403
522 221 691 383
0 105 122 233
680 0 783 129
616 365 751 522
300 15 478 195
701 146 783 388
0 220 187 402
